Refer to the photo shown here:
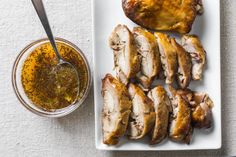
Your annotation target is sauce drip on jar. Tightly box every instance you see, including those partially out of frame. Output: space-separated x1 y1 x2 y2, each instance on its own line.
21 42 88 111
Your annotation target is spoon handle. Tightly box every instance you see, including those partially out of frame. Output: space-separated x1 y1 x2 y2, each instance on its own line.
31 0 62 60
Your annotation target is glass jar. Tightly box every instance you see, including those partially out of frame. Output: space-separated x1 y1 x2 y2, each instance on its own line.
12 38 91 118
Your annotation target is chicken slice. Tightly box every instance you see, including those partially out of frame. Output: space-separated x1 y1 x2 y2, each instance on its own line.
155 33 177 84
102 74 132 145
171 38 192 89
177 89 214 128
109 24 140 85
169 86 192 144
128 83 156 139
148 86 172 145
133 27 161 88
191 92 214 128
182 35 206 80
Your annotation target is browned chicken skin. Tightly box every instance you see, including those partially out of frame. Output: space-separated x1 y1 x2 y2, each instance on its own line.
122 0 201 34
171 38 192 89
155 33 177 84
182 35 206 80
169 86 192 144
148 86 172 145
128 83 156 139
102 74 132 145
133 27 162 88
109 25 140 85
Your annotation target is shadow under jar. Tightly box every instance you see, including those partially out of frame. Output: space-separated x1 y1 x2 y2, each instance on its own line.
12 38 91 118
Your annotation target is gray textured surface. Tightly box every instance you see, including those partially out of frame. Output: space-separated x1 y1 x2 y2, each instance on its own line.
0 0 235 156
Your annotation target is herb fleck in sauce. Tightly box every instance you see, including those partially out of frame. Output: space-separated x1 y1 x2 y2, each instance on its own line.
21 42 88 111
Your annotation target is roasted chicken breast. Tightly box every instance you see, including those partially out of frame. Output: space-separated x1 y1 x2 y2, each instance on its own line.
122 0 202 34
133 27 161 88
171 38 192 89
102 74 132 145
169 86 192 144
155 33 177 84
148 86 172 145
128 83 156 139
109 25 140 85
182 35 206 80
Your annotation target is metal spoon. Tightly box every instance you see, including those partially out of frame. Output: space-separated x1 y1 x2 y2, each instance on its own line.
31 0 80 106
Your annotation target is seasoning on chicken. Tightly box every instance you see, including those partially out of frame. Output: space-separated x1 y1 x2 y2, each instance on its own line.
155 33 177 84
122 0 202 34
133 27 161 89
109 25 140 85
182 35 206 81
128 83 156 139
148 86 172 145
171 38 192 89
102 74 132 145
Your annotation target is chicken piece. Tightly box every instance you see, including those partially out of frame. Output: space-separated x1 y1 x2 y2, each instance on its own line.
182 35 206 80
128 83 156 139
191 92 214 128
169 86 192 144
109 25 140 85
102 74 132 145
196 0 204 15
122 0 201 34
155 33 177 84
176 89 214 128
133 27 161 88
148 86 172 145
171 38 192 89
174 88 194 104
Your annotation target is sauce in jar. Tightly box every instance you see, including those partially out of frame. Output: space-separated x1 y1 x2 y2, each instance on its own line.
21 42 89 111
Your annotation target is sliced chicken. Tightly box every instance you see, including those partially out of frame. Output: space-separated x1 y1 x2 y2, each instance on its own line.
169 86 192 144
155 33 177 84
171 38 192 89
191 92 214 128
128 83 156 139
109 25 140 85
182 35 206 80
148 86 172 145
177 89 214 128
102 74 132 145
133 27 161 88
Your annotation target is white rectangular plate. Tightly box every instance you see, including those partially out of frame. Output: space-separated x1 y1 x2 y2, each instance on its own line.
93 0 221 151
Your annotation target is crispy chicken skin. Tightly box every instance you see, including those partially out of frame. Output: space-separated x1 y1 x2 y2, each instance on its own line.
155 33 177 84
102 74 132 145
122 0 200 34
109 25 140 85
176 89 214 128
182 35 206 80
133 27 161 88
128 83 156 139
171 38 192 89
148 86 172 145
169 86 192 144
